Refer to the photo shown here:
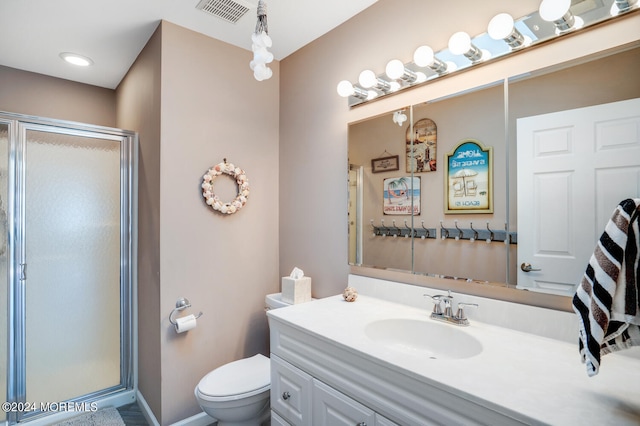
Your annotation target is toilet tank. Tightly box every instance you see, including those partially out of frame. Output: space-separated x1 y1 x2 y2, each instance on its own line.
265 292 316 310
265 293 291 310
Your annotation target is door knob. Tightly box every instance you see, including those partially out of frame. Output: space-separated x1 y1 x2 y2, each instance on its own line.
520 262 541 272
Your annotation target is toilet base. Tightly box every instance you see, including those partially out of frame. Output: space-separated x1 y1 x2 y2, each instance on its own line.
205 399 270 426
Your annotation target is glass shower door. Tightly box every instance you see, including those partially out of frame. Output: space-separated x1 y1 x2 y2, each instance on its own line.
0 117 137 424
22 127 123 406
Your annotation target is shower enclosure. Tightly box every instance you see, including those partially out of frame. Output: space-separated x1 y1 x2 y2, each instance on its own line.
0 112 137 425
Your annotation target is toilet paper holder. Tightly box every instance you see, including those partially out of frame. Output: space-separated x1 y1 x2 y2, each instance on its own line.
169 297 203 325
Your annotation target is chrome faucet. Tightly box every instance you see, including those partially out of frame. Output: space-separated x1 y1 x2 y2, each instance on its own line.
424 291 478 326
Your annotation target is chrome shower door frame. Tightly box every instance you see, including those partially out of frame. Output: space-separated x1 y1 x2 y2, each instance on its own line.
1 111 137 425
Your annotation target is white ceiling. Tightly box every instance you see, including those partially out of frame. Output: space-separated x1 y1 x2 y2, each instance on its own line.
0 0 378 89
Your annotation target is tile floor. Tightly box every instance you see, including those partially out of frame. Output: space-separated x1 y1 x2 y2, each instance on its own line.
117 403 148 425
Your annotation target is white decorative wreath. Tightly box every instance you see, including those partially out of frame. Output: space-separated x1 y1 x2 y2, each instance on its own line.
201 159 249 214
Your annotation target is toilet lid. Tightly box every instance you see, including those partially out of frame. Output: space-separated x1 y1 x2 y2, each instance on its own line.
197 354 270 398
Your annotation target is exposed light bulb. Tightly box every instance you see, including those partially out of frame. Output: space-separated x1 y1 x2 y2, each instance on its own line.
336 80 369 100
448 31 484 62
488 13 515 40
488 13 528 49
385 59 405 80
539 0 571 22
385 59 417 82
413 46 436 67
448 32 472 55
539 0 580 32
336 80 355 97
358 70 378 88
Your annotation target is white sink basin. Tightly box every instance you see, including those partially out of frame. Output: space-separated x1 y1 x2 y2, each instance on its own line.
364 318 483 359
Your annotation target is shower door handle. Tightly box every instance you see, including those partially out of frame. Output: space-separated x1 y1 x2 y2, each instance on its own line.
19 263 26 280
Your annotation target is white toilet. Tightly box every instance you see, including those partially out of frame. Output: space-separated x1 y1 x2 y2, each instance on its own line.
194 293 292 426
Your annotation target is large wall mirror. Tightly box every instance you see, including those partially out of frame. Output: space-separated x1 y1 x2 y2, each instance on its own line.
348 42 640 297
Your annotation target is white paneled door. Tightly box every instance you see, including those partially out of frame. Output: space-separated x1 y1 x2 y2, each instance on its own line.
517 98 640 296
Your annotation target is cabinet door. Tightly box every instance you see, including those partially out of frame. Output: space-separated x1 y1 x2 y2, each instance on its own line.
271 354 313 425
271 410 291 426
376 413 401 426
312 379 375 426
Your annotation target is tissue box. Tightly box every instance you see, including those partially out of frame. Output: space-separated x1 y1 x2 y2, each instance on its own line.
281 277 312 304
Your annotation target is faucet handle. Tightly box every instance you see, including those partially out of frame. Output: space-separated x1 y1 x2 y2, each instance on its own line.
424 294 443 315
454 302 478 322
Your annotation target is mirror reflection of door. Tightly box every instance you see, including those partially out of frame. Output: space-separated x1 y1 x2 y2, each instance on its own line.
517 98 640 296
348 164 363 265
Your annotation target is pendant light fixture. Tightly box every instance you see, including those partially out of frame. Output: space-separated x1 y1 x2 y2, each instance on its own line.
250 0 273 81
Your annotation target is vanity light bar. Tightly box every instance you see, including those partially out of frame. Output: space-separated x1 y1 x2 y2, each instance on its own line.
338 1 637 107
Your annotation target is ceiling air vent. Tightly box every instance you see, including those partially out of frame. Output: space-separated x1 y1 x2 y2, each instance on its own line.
196 0 255 24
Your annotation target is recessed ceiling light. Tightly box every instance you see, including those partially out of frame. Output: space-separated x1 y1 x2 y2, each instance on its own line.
59 52 94 67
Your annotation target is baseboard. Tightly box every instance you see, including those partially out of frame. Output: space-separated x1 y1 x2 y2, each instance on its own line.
136 390 160 426
169 412 215 426
136 391 214 426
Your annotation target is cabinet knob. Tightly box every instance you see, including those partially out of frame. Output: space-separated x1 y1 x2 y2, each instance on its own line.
356 423 367 426
282 391 291 400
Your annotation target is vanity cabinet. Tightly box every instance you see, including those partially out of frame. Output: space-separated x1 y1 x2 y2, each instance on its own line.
268 300 536 426
270 354 312 425
271 354 398 426
268 290 640 425
271 410 293 426
312 379 376 425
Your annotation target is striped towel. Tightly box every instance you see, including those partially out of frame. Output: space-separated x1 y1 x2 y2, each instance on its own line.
572 198 640 376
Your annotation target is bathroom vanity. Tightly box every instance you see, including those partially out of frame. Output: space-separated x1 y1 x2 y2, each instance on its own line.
267 277 640 425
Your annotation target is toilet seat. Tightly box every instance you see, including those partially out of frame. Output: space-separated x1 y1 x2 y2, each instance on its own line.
196 354 270 402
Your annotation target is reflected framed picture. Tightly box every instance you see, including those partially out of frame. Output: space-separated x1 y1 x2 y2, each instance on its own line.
406 118 437 173
383 176 420 215
444 139 493 214
371 155 399 173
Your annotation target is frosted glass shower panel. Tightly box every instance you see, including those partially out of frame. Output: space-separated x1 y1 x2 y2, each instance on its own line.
0 123 8 422
24 129 121 404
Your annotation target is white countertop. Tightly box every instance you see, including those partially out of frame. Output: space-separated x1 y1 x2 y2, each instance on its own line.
268 295 640 426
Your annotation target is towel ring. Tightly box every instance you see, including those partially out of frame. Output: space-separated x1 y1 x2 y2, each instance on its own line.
169 297 204 325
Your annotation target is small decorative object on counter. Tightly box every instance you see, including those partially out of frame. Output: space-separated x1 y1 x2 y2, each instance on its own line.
343 287 358 302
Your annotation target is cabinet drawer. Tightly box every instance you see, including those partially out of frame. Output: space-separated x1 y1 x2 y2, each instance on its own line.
312 379 375 426
271 354 313 426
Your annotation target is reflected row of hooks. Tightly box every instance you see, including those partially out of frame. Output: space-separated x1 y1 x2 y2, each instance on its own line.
371 219 436 239
370 219 517 244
